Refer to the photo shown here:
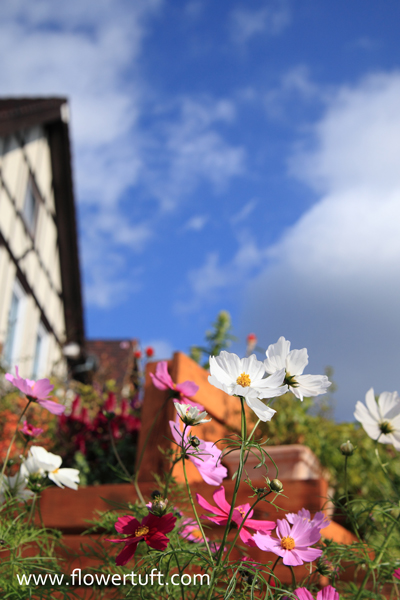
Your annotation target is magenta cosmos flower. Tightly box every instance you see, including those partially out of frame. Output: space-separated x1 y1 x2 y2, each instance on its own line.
169 417 227 485
151 361 203 408
5 367 65 415
294 586 339 600
107 512 176 566
394 568 400 580
196 485 275 547
253 516 322 566
20 421 44 437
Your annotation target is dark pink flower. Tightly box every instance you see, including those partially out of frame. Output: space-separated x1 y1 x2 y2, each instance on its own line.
5 367 65 415
196 485 275 547
151 361 202 408
169 417 227 486
20 421 44 437
294 585 339 600
107 512 176 566
394 568 400 580
253 515 322 566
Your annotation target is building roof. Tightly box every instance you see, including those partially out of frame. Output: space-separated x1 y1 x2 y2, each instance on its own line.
0 97 85 350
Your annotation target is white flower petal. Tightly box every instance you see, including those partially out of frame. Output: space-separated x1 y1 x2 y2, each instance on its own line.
209 355 235 386
49 468 79 490
286 348 308 376
294 374 331 398
245 397 276 422
264 337 290 374
354 401 380 426
365 388 380 421
379 391 400 420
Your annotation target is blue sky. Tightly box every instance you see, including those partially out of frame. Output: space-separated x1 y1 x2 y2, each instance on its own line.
3 0 400 420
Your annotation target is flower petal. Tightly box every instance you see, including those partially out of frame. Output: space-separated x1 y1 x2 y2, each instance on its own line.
115 541 139 566
286 348 308 376
294 588 315 600
38 399 65 415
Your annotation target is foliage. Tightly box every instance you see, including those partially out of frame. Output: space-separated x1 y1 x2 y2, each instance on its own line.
260 389 400 508
190 310 236 370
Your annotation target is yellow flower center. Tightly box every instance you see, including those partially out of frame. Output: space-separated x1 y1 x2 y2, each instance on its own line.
280 536 295 550
237 507 246 518
236 373 251 387
135 525 150 537
52 468 59 474
190 528 203 540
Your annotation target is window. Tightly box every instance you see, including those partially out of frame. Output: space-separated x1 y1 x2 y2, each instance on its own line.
23 176 39 236
32 321 49 380
3 279 26 368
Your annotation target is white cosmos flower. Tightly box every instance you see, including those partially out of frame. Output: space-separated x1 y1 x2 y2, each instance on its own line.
21 446 80 490
174 402 211 426
0 471 34 503
208 351 287 422
354 388 400 450
264 337 331 401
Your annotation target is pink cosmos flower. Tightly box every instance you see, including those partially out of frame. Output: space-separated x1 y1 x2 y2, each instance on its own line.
394 568 400 580
151 361 203 408
180 518 209 543
196 485 275 547
286 508 330 531
20 421 44 437
5 367 65 415
169 417 227 485
253 515 322 566
294 585 339 600
107 512 176 566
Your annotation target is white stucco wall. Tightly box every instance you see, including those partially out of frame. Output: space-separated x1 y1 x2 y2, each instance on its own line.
0 126 67 378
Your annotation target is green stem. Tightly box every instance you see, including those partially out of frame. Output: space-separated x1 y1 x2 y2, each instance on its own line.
0 400 31 483
343 454 363 545
163 457 179 499
268 556 281 585
181 456 213 562
354 513 400 600
223 490 272 565
108 422 132 482
289 565 296 588
246 418 260 442
206 397 247 600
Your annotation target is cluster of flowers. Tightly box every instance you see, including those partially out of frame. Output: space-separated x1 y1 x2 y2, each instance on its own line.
58 392 141 457
1 369 80 502
107 338 339 595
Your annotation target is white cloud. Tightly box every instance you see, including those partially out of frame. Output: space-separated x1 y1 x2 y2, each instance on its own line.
241 71 400 420
145 97 245 210
231 199 257 224
184 215 208 231
0 2 247 307
264 65 325 119
230 1 290 44
176 234 268 313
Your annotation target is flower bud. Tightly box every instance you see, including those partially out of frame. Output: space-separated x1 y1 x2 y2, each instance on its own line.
150 489 161 499
316 557 338 577
269 479 283 492
190 436 201 448
149 496 168 516
340 440 354 456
